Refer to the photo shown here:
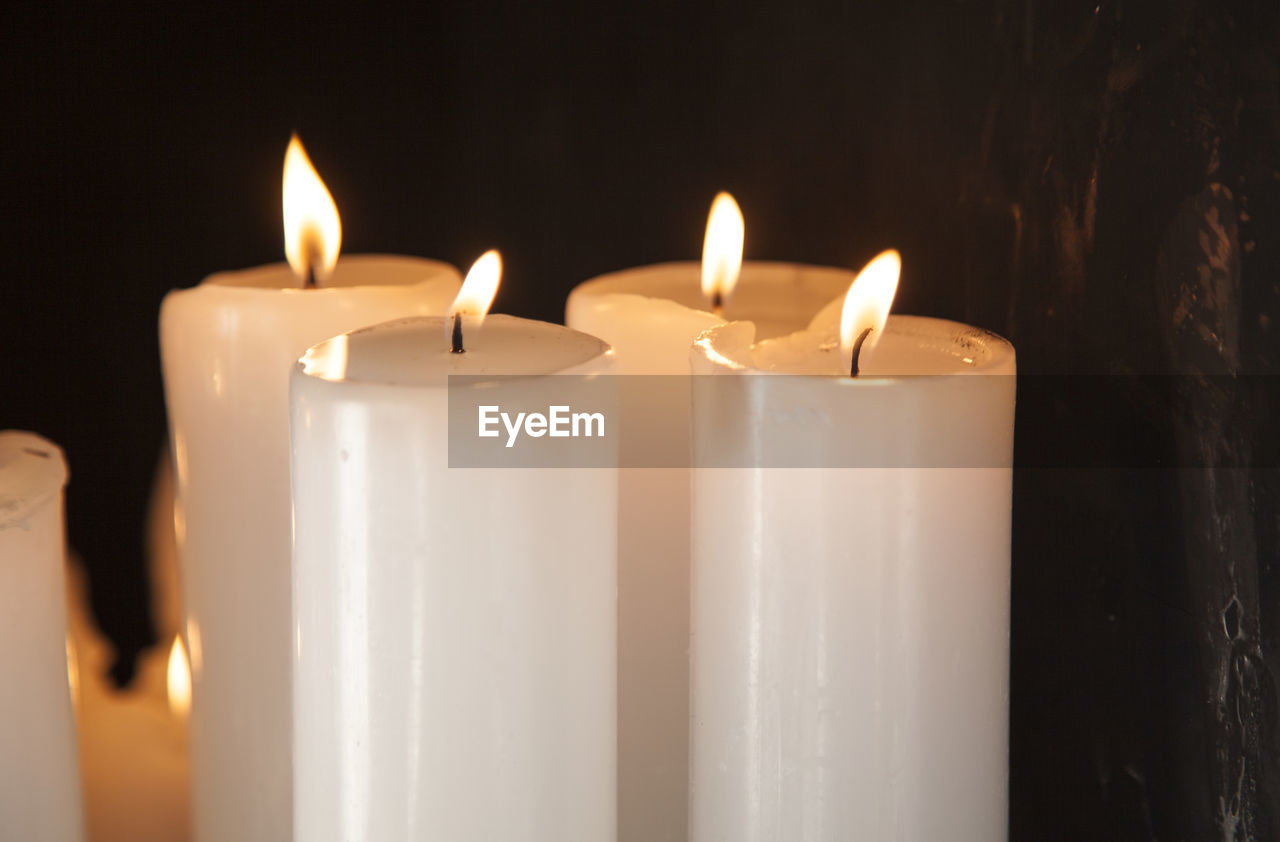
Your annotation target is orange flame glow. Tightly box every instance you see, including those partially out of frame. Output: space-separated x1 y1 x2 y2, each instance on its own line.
840 250 901 374
282 134 342 286
444 250 503 345
700 192 744 311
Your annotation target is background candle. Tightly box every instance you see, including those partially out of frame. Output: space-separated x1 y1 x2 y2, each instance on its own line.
566 260 849 842
291 314 616 842
568 261 855 367
67 559 191 842
0 431 84 842
159 255 461 842
77 641 190 842
688 314 1015 841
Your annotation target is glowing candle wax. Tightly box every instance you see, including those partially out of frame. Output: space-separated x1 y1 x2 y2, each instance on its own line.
159 136 461 842
688 252 1016 842
565 194 851 842
291 255 617 842
0 432 84 842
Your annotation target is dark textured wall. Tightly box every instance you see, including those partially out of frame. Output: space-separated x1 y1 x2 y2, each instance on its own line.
967 3 1280 838
2 1 1277 836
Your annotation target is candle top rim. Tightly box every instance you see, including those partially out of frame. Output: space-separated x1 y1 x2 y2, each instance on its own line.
575 258 852 285
571 260 850 307
194 254 460 293
695 314 1015 379
0 431 67 529
297 313 612 387
568 261 854 343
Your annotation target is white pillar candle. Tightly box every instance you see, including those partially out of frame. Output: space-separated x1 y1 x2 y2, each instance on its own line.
687 261 1016 840
0 431 84 842
159 254 460 842
566 259 849 842
290 308 617 842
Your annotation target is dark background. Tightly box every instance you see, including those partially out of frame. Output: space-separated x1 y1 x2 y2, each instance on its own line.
3 0 1278 837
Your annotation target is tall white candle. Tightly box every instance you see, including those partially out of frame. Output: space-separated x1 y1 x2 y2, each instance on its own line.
290 304 617 841
159 254 460 842
160 137 461 841
0 431 84 842
687 258 1016 841
567 255 849 842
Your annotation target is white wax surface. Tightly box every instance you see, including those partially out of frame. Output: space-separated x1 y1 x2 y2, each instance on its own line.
302 314 612 384
0 432 85 842
567 260 851 373
715 308 1011 376
688 317 1016 842
566 260 851 842
291 315 616 842
159 254 460 842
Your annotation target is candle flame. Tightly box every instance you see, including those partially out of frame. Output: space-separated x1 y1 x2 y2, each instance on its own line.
445 250 503 342
168 635 192 720
840 250 901 372
701 192 744 310
283 134 342 287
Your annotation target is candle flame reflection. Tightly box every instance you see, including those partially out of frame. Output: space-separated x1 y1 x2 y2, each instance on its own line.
299 333 350 381
283 134 342 287
445 250 503 343
839 250 901 372
168 635 192 720
66 635 79 708
701 192 744 311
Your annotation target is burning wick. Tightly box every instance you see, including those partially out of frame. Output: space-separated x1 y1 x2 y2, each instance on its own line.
283 134 341 290
709 289 724 319
451 313 465 354
446 249 502 355
301 235 321 289
839 249 901 378
848 327 873 377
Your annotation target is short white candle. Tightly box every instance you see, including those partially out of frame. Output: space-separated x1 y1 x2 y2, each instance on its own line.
687 254 1016 842
0 431 84 842
72 625 191 842
159 137 462 842
290 258 617 842
566 194 851 842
